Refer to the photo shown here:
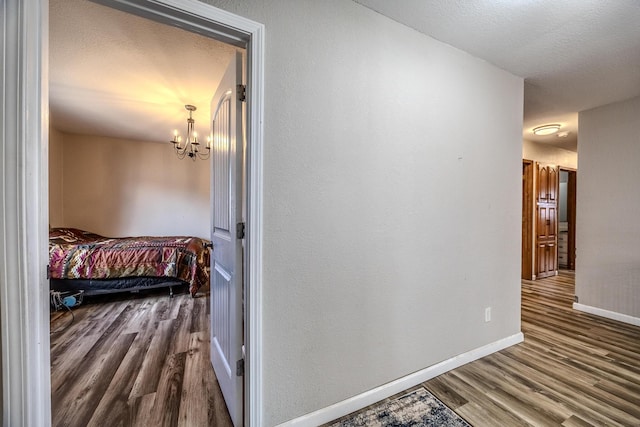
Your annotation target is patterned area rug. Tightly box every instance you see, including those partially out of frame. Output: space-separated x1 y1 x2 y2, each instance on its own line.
328 387 471 427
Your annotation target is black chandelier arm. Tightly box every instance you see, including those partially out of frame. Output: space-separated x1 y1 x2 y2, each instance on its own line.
194 147 211 160
174 145 190 160
172 140 211 161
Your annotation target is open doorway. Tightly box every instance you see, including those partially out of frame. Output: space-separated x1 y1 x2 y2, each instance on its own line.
0 0 264 425
48 0 240 424
522 160 577 280
558 168 577 270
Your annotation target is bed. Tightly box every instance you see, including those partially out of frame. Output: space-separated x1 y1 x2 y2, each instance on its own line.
49 228 210 297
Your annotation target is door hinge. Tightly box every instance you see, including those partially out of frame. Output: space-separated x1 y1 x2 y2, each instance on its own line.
236 222 245 239
236 358 245 376
46 264 50 279
237 84 246 102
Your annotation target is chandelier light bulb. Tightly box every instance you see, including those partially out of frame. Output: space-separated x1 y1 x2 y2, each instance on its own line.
170 105 211 160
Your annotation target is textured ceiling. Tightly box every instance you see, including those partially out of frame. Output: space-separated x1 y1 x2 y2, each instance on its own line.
354 0 640 152
52 1 640 152
49 0 236 144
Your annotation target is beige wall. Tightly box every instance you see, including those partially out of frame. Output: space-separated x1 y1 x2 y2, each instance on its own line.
49 127 65 227
576 96 640 318
523 139 577 169
205 0 523 425
53 132 210 239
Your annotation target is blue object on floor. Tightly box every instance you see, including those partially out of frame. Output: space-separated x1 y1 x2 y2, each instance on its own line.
62 295 77 307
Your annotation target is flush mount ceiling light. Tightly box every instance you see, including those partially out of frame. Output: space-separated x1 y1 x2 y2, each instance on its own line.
532 124 561 136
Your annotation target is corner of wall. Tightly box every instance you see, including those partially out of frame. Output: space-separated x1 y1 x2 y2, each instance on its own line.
522 139 577 169
575 95 640 319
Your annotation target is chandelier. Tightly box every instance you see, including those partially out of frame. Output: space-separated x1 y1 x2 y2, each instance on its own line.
170 104 211 160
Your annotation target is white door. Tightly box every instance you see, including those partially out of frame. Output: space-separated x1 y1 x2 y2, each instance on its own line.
210 51 244 427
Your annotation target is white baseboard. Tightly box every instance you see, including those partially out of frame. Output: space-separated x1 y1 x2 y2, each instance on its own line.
573 303 640 327
279 332 524 427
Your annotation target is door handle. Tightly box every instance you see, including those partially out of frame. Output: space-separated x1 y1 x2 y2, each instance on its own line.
204 242 213 250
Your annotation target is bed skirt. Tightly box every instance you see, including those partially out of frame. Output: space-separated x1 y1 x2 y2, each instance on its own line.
50 276 188 297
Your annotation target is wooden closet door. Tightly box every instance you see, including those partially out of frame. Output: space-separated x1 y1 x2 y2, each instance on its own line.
547 206 556 240
548 167 558 204
538 165 549 203
537 243 548 277
536 205 557 241
537 206 549 240
547 242 557 272
536 242 557 279
535 163 558 279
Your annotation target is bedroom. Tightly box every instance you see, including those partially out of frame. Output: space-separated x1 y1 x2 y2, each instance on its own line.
48 0 239 424
48 0 233 239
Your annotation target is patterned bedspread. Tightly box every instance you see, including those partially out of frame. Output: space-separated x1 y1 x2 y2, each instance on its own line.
49 228 210 296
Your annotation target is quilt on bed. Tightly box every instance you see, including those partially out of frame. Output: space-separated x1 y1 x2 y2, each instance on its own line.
49 228 210 296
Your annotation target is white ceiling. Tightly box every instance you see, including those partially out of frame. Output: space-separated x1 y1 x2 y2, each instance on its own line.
51 1 640 152
354 0 640 152
49 0 236 144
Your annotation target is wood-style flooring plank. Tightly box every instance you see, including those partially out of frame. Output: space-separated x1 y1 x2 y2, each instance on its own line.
164 294 184 321
149 352 187 427
189 295 208 334
86 313 160 426
129 319 176 398
487 350 633 427
423 375 468 410
50 331 103 394
130 393 156 427
166 298 193 356
51 303 137 401
442 372 531 427
562 415 596 427
53 333 137 427
178 332 213 426
120 298 156 335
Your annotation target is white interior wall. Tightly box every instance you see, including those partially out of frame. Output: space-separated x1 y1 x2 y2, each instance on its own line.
576 95 640 318
59 132 210 239
49 127 65 227
523 139 577 169
205 1 523 425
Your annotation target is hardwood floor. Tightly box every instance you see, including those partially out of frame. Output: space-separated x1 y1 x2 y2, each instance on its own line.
54 273 640 426
424 272 640 426
50 287 233 427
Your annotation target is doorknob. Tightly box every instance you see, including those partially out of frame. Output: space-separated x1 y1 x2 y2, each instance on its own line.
204 242 213 250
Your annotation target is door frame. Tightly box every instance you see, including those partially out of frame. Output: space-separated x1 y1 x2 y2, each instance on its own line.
0 0 264 425
521 160 534 280
559 167 577 270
